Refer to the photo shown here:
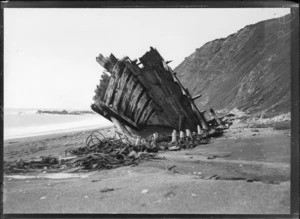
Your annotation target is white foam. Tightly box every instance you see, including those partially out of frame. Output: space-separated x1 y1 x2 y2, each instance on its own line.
5 173 89 180
4 116 113 140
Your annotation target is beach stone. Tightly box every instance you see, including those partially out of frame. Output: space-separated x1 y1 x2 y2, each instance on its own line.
141 189 148 194
251 129 260 132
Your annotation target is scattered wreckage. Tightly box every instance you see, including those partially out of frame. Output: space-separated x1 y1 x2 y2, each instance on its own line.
4 48 233 174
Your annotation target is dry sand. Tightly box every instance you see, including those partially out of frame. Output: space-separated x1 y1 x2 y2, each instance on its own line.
3 123 291 214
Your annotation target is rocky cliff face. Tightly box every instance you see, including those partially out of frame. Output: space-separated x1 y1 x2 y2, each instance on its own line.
175 14 292 117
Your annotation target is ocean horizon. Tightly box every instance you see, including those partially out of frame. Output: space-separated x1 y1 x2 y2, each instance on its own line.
4 108 113 140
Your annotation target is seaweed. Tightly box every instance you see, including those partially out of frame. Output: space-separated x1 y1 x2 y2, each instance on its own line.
4 128 223 174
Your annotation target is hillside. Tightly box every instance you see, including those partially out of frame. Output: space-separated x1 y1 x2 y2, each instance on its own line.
175 14 292 117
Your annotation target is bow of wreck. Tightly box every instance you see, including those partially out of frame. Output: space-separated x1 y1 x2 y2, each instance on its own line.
92 47 220 139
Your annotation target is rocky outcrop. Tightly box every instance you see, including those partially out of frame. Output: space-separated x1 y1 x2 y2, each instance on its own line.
175 14 292 117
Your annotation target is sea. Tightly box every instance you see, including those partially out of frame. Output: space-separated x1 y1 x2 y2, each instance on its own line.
4 108 113 140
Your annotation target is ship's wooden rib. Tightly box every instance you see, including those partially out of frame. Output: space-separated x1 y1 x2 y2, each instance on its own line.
135 98 151 124
112 67 130 111
129 90 146 121
123 78 140 117
98 101 140 130
96 54 118 72
136 99 153 125
103 75 115 105
115 74 133 113
91 103 111 122
143 108 156 125
127 84 144 119
107 62 126 106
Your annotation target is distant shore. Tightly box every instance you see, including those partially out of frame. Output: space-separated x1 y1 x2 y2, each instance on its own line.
36 109 95 115
4 108 113 140
4 124 114 141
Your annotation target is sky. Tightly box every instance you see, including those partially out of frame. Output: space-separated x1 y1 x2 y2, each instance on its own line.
4 8 290 110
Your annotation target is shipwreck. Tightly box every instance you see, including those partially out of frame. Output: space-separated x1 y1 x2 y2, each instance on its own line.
4 47 229 175
92 47 223 140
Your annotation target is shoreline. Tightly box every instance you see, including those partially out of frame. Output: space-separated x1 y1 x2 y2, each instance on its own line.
4 125 114 141
4 125 116 163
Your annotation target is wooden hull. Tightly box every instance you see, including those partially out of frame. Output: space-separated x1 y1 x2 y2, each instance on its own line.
92 47 207 138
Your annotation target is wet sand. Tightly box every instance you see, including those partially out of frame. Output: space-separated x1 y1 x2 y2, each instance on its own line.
3 123 291 214
4 126 114 162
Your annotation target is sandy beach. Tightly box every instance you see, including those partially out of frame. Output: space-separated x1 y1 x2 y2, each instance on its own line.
3 121 291 214
3 7 295 216
4 126 115 162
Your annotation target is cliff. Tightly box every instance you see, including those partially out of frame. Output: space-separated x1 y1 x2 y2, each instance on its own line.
175 14 292 117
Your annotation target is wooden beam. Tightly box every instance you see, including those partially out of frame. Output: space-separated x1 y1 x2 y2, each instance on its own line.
129 90 146 121
178 115 184 131
96 54 117 72
112 67 131 111
107 62 126 106
127 85 145 120
143 108 156 125
97 73 110 101
136 98 152 125
90 104 111 122
172 71 209 130
209 107 223 126
98 101 141 130
122 78 140 116
137 100 156 125
192 94 202 101
110 117 137 143
133 92 150 123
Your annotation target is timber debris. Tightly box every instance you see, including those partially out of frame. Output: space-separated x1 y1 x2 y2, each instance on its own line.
4 126 225 174
4 47 231 175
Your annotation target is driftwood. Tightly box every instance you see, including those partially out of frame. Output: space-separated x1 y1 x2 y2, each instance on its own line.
209 107 224 127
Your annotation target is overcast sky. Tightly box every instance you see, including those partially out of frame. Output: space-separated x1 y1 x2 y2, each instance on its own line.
4 8 290 110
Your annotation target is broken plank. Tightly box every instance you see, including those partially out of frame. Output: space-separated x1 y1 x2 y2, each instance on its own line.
122 77 140 117
112 67 131 112
98 101 140 130
209 107 223 126
135 97 152 125
106 62 126 106
95 73 110 102
96 53 118 72
126 84 145 120
137 100 155 125
91 104 111 122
